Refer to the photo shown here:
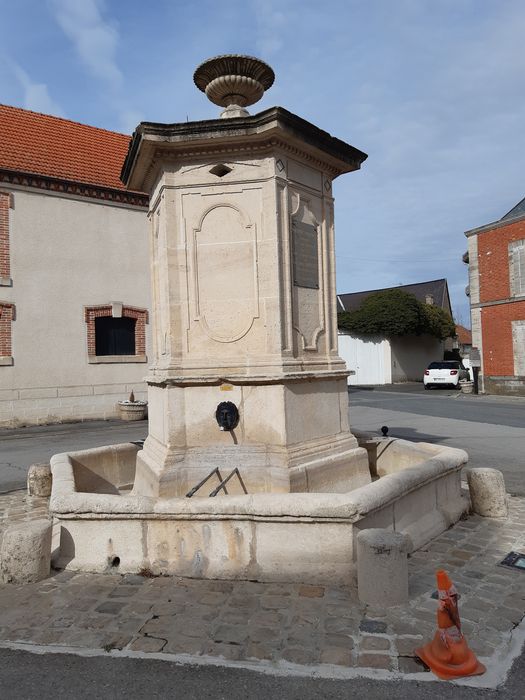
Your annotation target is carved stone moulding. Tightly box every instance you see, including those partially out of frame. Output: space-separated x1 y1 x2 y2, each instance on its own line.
194 54 275 118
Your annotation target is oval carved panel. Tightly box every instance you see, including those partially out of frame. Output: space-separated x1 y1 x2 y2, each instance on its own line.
193 204 258 342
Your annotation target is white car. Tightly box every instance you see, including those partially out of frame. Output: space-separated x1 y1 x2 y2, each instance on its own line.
424 361 469 389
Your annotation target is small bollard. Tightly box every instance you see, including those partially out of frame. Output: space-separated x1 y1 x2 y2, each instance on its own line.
467 468 508 518
0 519 52 584
357 528 410 607
27 463 52 497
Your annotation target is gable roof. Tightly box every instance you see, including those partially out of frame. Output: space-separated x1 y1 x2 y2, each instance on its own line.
0 104 147 205
465 194 525 236
338 278 452 316
501 195 525 221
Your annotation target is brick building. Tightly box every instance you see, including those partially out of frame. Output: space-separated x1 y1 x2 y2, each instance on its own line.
0 104 150 426
465 197 525 395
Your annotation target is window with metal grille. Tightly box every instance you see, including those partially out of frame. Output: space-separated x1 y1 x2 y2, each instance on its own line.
509 240 525 297
85 304 148 363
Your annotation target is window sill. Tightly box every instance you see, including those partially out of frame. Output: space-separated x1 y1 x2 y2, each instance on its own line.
88 354 148 364
0 276 12 287
0 356 13 366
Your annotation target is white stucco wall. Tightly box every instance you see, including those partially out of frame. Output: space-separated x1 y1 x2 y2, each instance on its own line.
390 334 443 382
0 187 150 426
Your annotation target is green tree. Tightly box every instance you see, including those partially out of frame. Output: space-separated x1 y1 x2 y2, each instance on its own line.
421 303 456 340
337 289 455 339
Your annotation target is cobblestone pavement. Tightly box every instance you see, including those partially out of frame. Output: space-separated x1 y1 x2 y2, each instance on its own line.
0 490 524 681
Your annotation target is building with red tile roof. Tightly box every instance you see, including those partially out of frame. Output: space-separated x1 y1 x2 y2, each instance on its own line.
455 324 472 347
0 104 147 206
0 105 150 425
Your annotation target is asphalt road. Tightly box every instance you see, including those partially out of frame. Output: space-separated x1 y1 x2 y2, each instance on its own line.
1 386 524 494
0 420 146 493
349 384 525 495
0 647 523 700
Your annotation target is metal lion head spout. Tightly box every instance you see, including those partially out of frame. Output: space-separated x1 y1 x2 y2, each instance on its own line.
193 54 275 119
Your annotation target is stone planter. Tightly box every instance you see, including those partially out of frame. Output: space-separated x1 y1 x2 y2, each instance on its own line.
460 381 474 394
117 401 147 421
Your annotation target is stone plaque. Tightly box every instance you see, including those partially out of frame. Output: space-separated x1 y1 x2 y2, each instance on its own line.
292 220 319 289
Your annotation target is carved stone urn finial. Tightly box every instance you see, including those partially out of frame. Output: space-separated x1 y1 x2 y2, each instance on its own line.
193 54 275 119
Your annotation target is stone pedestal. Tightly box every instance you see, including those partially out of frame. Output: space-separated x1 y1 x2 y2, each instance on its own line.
122 58 369 498
27 463 52 497
1 519 52 584
357 529 409 607
467 468 508 518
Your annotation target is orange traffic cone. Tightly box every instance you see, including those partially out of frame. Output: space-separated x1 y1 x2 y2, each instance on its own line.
415 570 486 680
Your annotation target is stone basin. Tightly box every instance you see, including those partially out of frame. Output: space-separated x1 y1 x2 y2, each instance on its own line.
49 438 468 584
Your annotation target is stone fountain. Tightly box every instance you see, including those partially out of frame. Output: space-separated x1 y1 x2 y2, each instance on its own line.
50 56 468 582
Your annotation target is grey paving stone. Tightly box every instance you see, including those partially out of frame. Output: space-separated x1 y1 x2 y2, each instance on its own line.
229 595 260 609
121 574 148 586
320 647 353 666
493 606 524 625
325 604 360 619
323 633 354 650
325 617 357 634
164 634 207 655
94 601 127 615
213 624 248 645
359 619 387 634
240 610 284 626
108 586 139 598
263 584 292 596
357 653 394 670
282 646 320 664
243 640 275 660
248 625 281 643
360 635 391 651
260 595 293 610
200 580 234 593
398 657 429 673
129 635 167 652
395 636 423 655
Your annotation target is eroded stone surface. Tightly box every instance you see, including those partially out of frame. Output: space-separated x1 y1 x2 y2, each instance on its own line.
468 468 508 518
357 529 409 607
0 489 524 675
1 518 52 584
27 463 52 497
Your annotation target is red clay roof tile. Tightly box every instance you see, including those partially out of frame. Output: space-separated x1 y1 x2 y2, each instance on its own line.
455 324 472 344
0 104 134 191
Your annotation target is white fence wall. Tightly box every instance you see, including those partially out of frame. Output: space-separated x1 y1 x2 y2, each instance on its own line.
338 333 392 385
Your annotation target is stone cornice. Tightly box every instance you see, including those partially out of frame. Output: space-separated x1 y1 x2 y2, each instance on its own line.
145 369 350 387
465 212 525 237
471 295 525 309
0 168 148 208
149 136 345 179
122 106 368 192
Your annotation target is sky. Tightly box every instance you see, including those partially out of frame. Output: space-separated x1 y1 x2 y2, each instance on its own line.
1 0 525 326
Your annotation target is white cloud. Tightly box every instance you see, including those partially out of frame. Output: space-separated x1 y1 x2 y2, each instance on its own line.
48 0 122 87
11 62 64 116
